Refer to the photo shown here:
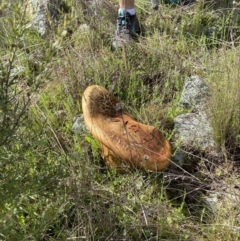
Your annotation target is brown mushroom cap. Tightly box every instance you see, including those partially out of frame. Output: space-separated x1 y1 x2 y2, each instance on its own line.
82 85 171 172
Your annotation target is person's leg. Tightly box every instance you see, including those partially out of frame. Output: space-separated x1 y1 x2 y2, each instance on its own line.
118 0 135 11
112 0 140 48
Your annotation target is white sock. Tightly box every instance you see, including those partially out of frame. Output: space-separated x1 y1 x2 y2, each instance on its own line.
126 8 136 15
118 8 136 15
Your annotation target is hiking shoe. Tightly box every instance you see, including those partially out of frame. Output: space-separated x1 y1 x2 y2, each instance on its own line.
112 10 140 49
151 0 160 10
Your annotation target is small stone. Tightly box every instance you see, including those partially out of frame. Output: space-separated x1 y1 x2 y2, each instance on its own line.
171 149 186 167
72 114 88 134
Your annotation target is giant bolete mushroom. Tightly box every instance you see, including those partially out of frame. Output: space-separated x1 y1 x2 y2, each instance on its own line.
82 85 171 172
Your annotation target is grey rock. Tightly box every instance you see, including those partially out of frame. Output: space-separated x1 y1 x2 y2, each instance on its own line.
204 192 219 213
179 75 210 112
30 0 62 37
171 149 187 168
172 76 218 165
72 114 88 134
151 0 160 10
10 66 25 79
174 112 215 150
204 179 240 215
